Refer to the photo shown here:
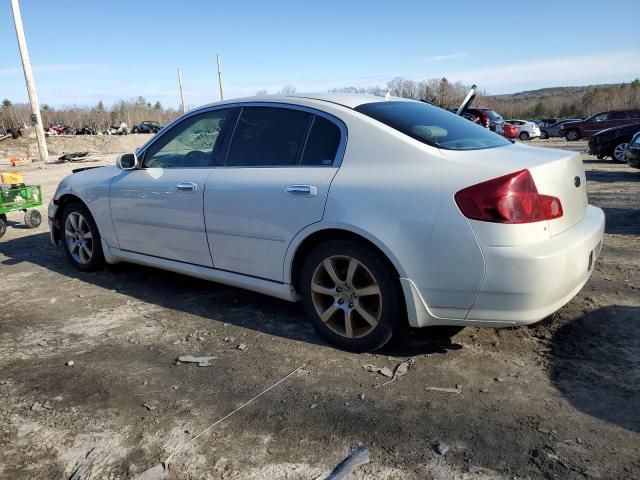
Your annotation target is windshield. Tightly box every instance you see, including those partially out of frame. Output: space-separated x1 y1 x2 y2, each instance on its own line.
355 101 511 151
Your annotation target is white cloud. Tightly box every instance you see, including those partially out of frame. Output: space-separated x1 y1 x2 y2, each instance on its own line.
443 51 640 92
424 52 469 62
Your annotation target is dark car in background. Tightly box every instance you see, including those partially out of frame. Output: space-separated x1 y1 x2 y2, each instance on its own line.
131 121 164 134
465 108 504 134
540 118 583 139
588 123 640 162
560 109 640 141
625 131 640 169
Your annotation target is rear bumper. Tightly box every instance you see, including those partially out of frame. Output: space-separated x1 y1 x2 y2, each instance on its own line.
466 205 604 325
401 205 605 328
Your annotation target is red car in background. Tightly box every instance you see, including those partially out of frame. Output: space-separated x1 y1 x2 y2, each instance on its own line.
502 123 519 139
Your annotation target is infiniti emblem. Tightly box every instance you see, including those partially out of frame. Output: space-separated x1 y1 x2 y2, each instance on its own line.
574 176 581 187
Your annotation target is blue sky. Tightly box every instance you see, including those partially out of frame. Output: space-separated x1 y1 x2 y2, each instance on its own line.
1 0 639 108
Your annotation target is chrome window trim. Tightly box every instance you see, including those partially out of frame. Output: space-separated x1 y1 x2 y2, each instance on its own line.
137 101 348 169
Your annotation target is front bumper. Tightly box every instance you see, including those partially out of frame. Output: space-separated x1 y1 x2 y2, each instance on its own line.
402 205 605 328
588 140 609 156
48 201 59 246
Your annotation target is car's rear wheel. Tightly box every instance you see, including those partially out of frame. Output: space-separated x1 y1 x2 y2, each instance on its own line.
566 129 581 141
519 131 530 141
61 203 105 272
300 240 400 351
612 142 629 162
540 130 549 139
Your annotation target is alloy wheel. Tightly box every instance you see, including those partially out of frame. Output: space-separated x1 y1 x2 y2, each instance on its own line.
310 255 382 339
613 143 629 162
64 212 94 264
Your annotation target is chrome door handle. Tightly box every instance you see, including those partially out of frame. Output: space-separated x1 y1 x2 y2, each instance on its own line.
176 182 198 192
285 184 318 197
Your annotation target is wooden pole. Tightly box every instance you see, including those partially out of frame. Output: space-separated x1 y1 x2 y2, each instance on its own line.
178 69 185 114
10 0 49 163
216 54 224 101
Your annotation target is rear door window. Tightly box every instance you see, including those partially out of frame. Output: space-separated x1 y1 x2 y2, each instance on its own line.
356 101 510 151
610 112 628 120
300 116 342 166
225 107 311 167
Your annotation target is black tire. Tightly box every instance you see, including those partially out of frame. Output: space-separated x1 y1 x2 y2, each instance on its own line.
0 217 6 238
300 240 401 351
519 131 530 141
132 126 138 134
540 130 549 139
61 202 105 272
24 209 41 228
566 129 581 141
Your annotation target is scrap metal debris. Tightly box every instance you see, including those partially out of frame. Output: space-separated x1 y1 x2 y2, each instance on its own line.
176 355 216 367
362 364 393 378
325 445 370 480
433 441 450 456
133 463 167 480
57 151 89 163
373 358 416 389
425 386 462 394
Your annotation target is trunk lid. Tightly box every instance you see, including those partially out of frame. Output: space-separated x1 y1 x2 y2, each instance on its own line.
528 151 587 236
442 143 588 236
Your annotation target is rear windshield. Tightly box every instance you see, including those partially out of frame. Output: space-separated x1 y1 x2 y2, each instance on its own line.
355 101 511 151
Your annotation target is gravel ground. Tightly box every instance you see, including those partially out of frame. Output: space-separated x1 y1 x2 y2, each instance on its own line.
0 138 638 479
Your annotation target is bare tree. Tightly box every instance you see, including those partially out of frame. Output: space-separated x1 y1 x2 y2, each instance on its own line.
278 85 296 94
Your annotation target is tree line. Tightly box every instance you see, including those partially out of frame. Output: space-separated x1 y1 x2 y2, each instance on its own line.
0 96 181 132
3 78 639 132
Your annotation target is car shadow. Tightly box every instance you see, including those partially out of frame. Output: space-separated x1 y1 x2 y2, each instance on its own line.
601 207 640 235
586 170 640 183
0 232 461 355
549 305 640 433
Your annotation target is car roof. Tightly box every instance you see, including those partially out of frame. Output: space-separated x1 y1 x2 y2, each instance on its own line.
195 93 414 111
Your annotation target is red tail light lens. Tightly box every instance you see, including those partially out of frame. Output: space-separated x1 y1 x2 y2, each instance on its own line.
455 169 563 224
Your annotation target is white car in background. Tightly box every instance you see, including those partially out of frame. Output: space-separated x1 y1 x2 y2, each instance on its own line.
507 119 541 141
48 94 604 351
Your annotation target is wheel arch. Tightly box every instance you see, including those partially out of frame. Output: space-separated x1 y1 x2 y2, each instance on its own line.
51 193 91 243
287 225 406 293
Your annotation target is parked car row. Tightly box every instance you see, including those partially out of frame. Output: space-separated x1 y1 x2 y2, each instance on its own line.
588 123 640 163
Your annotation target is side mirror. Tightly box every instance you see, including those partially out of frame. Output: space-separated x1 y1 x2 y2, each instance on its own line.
116 152 139 170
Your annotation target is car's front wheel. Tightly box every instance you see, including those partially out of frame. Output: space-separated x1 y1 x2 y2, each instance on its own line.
61 203 105 272
612 141 629 163
300 240 400 351
540 130 549 139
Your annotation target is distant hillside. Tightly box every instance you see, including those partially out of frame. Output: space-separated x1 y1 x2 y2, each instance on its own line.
479 81 640 119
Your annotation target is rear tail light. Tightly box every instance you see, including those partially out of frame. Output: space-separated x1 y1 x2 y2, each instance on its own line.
454 169 563 224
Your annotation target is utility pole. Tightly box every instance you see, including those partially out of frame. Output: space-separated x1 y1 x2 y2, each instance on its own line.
216 54 224 101
177 68 185 114
10 0 48 163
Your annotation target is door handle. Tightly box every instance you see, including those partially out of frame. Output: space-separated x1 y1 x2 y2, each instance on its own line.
176 182 198 192
285 184 318 197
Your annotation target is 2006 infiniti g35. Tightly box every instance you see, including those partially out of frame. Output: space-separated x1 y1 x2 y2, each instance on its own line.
48 94 605 351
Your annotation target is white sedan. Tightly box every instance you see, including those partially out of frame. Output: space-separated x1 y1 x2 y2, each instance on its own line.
507 119 541 140
48 94 604 351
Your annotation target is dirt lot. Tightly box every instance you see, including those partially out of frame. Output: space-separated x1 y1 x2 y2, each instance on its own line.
0 137 638 479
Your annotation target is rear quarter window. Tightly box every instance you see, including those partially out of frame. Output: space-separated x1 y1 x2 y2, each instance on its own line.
355 101 511 151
